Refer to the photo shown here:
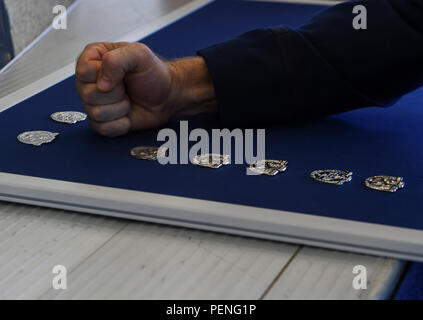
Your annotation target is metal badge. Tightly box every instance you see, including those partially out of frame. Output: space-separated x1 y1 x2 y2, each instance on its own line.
248 160 288 176
130 146 168 160
192 154 230 169
17 131 59 146
310 169 353 185
51 111 87 124
365 175 404 193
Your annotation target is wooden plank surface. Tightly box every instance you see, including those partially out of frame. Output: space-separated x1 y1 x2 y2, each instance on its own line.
263 247 405 300
0 200 404 300
0 203 126 299
41 223 298 299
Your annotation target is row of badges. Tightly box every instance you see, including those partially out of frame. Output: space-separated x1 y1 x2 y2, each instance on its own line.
130 147 405 193
15 111 405 194
17 112 87 146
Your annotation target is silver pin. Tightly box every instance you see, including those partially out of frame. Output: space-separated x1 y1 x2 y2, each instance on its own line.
51 111 87 124
17 131 59 146
310 169 353 185
192 154 230 169
365 175 404 193
131 146 168 161
248 160 288 176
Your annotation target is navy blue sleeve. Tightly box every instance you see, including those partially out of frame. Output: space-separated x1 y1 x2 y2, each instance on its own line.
198 0 423 127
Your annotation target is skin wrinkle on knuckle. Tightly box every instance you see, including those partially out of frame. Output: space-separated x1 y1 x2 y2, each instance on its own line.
122 97 131 113
78 84 90 101
95 106 111 122
83 43 96 51
76 65 91 81
75 65 83 79
90 106 104 122
87 98 128 123
98 86 124 105
131 42 148 56
90 85 121 105
114 99 130 117
129 43 152 69
103 52 119 72
82 103 91 117
84 104 97 121
82 85 95 103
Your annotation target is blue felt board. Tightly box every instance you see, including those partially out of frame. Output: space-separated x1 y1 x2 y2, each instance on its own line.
1 0 423 234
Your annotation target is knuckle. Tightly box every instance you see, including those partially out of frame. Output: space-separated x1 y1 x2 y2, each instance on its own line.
122 96 131 112
102 52 118 68
79 44 95 61
83 42 98 52
131 42 148 52
131 42 152 60
116 118 131 137
76 81 83 95
77 83 87 100
89 106 103 122
75 65 87 80
94 117 130 138
83 104 96 119
81 85 95 101
141 42 152 54
115 103 129 119
96 123 111 137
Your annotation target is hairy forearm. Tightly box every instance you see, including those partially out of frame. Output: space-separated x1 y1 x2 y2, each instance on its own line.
168 57 217 118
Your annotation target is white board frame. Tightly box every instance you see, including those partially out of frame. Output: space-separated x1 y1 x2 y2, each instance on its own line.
1 0 422 262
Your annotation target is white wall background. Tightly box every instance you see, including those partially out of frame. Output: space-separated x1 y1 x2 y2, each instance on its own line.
4 0 75 54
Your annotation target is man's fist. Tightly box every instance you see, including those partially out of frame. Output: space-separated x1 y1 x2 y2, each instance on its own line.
76 42 217 138
76 42 178 137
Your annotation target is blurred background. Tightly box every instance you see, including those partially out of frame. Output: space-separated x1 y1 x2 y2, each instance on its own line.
5 0 75 56
0 0 192 101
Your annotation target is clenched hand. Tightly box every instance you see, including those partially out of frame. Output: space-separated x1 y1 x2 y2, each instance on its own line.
76 42 216 137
